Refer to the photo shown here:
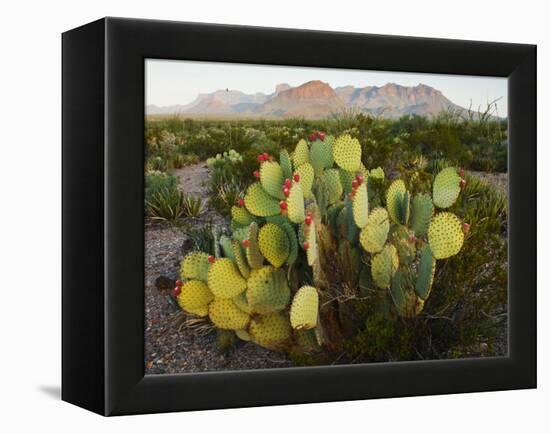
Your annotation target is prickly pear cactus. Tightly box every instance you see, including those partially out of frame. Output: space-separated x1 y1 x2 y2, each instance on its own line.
290 286 319 330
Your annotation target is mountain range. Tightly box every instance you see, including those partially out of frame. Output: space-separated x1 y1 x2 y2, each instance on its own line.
146 80 468 119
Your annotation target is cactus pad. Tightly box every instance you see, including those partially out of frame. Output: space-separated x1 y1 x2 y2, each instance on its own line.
333 134 361 171
401 190 410 225
428 212 464 259
266 216 298 266
296 162 314 198
232 292 253 314
235 329 251 341
231 205 254 226
369 166 385 180
310 139 333 176
300 219 319 266
208 298 250 330
433 167 461 209
324 169 343 204
231 239 250 279
279 149 293 179
287 181 305 223
207 258 247 299
359 207 390 253
246 266 291 314
410 194 434 237
290 285 319 330
386 179 407 224
371 244 399 289
180 251 210 282
245 222 264 269
391 226 416 266
390 268 421 318
260 161 285 199
293 139 310 167
244 182 280 217
295 329 320 353
339 169 356 194
415 245 436 299
352 182 369 228
176 280 214 317
249 312 292 351
258 223 290 268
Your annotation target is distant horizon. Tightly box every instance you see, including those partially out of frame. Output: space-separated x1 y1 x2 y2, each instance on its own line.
146 59 508 115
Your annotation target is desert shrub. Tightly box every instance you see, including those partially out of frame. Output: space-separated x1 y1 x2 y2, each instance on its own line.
145 171 179 203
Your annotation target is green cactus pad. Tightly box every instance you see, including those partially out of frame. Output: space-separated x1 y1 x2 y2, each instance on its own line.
293 139 310 167
208 298 250 330
295 329 320 353
246 266 291 314
433 167 462 209
235 329 251 341
310 139 333 177
390 268 421 318
300 219 319 266
180 251 210 283
415 245 436 299
287 181 305 223
207 258 247 299
296 162 314 199
371 244 399 289
391 226 416 266
245 222 264 269
176 280 214 317
258 223 290 268
260 160 285 199
386 179 407 225
231 205 254 226
333 134 361 171
219 235 235 261
231 239 250 279
231 227 248 243
290 286 319 330
410 194 434 237
244 182 281 217
369 166 385 180
323 169 343 204
428 212 464 259
232 292 253 314
401 190 410 225
339 169 355 194
352 182 369 228
279 149 293 179
359 207 390 253
345 199 360 243
249 312 292 351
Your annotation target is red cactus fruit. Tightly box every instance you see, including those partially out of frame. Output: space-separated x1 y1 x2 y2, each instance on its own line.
303 241 310 250
308 134 317 142
351 179 359 190
293 173 300 182
463 223 471 233
208 255 215 263
253 170 260 179
355 174 364 185
407 234 415 243
460 179 466 189
257 154 265 163
284 178 292 189
237 198 245 207
279 200 288 210
242 239 250 248
172 287 181 297
317 131 326 141
262 152 269 161
305 215 312 225
459 168 465 178
283 187 290 197
175 280 183 287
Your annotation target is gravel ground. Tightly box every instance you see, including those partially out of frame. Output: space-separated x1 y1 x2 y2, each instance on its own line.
470 170 508 195
145 162 294 375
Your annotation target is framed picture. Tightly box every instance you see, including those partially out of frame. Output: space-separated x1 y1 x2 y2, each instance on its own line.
62 17 536 416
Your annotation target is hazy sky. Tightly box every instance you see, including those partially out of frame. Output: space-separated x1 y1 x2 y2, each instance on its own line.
145 59 508 115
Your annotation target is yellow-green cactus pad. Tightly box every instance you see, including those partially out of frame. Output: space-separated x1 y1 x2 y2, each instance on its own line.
359 207 390 253
410 194 434 237
369 166 385 180
235 329 251 341
177 280 214 316
231 227 248 243
279 149 293 179
433 167 461 209
428 212 464 259
180 251 210 282
287 181 305 223
324 169 343 204
219 235 235 261
249 312 292 350
258 223 290 268
265 216 298 266
300 219 318 266
371 244 399 289
391 226 416 266
244 182 280 217
339 169 355 194
231 205 254 226
293 139 310 167
290 285 319 330
246 266 290 314
260 160 285 199
231 239 250 279
232 292 253 314
207 258 247 299
296 162 314 198
245 222 264 269
386 179 407 224
208 298 250 330
352 183 369 228
401 190 410 225
415 245 436 299
333 134 361 171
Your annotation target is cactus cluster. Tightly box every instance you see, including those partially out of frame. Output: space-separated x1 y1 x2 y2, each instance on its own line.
174 132 469 354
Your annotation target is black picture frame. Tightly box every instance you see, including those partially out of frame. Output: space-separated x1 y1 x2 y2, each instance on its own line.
62 17 536 416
